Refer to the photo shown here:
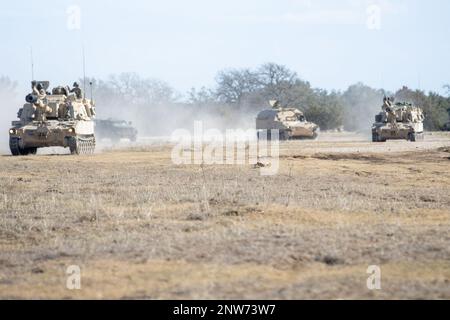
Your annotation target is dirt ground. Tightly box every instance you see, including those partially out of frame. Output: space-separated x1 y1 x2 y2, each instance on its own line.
1 132 450 299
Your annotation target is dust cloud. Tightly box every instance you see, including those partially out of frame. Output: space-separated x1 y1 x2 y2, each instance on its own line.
0 79 20 155
95 102 256 140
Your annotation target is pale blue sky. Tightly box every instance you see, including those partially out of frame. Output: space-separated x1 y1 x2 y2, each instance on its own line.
1 0 449 97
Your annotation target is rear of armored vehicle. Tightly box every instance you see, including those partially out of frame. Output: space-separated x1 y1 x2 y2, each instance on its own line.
256 109 283 140
112 120 138 142
94 119 137 142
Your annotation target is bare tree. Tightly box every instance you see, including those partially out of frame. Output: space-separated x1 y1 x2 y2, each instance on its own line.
188 86 217 106
107 72 177 105
215 68 260 105
257 63 298 103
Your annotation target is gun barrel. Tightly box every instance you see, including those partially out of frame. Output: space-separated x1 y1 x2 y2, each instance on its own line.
25 94 38 104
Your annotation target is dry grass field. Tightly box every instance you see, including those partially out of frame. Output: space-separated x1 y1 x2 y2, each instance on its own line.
1 132 450 299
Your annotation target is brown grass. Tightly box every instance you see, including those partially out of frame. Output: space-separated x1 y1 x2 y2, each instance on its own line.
1 133 450 299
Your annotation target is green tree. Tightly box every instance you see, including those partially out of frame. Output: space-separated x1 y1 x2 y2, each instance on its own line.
394 86 449 130
302 90 344 130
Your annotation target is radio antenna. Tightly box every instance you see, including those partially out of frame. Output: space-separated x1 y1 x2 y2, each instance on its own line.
30 46 34 81
82 45 86 99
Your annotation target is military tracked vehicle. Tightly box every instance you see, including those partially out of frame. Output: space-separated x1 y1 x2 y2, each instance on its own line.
372 97 424 142
443 122 450 131
256 100 319 140
8 81 96 155
95 118 138 143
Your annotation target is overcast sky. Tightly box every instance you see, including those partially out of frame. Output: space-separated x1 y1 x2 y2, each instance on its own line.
1 0 449 96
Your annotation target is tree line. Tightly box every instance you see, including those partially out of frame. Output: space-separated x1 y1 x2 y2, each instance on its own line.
2 63 450 133
190 63 450 131
85 63 450 132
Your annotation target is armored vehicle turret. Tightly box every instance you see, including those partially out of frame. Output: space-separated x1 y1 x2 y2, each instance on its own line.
8 81 96 155
372 97 425 142
256 100 319 140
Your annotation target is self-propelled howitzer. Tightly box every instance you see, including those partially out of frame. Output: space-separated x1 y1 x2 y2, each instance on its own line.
9 81 96 155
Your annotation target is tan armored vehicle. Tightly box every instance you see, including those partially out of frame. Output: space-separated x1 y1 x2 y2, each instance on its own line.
256 100 319 140
9 81 96 155
372 97 424 142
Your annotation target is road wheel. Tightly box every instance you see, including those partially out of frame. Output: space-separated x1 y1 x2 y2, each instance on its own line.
9 137 35 156
279 131 289 141
24 147 37 155
69 137 80 155
408 132 416 142
9 137 21 156
372 132 379 142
